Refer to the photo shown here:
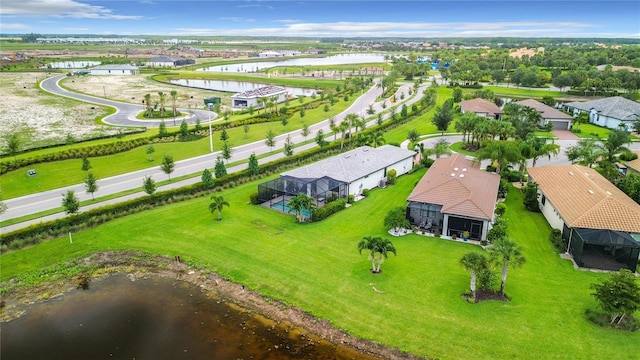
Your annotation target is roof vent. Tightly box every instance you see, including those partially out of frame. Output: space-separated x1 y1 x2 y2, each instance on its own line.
569 171 574 176
344 155 350 158
588 189 594 195
451 173 456 177
454 167 459 171
459 174 465 178
462 168 467 172
606 191 612 196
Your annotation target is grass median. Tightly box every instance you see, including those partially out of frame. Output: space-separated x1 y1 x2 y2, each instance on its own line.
2 169 636 359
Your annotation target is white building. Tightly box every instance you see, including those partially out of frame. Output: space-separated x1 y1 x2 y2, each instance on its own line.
258 51 284 58
563 96 640 131
231 86 288 109
90 65 140 76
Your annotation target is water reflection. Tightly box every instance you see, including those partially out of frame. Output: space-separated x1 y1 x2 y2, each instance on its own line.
198 53 386 73
1 275 380 360
169 79 316 96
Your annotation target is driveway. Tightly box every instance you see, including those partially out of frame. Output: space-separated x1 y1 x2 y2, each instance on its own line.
552 130 580 140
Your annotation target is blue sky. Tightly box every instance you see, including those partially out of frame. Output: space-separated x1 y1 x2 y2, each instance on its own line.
1 0 639 38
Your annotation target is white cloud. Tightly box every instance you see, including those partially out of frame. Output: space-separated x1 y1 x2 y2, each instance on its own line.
0 23 30 30
0 0 143 20
218 17 255 22
173 20 620 38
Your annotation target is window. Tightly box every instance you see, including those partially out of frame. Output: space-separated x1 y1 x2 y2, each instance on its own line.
541 195 546 206
420 204 440 218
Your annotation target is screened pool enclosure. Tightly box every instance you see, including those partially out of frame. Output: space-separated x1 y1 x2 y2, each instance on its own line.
257 175 348 211
565 226 640 272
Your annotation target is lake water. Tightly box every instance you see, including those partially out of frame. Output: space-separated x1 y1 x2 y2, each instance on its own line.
0 274 380 360
197 53 386 73
169 79 317 96
42 61 101 69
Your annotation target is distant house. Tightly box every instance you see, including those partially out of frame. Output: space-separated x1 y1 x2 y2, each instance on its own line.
258 51 284 58
89 65 139 76
406 154 500 241
147 56 195 67
303 48 327 55
514 99 573 130
231 86 288 109
257 145 416 210
625 156 640 175
527 164 640 272
563 96 640 131
460 98 504 120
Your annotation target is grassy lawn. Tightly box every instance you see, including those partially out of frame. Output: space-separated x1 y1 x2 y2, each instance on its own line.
482 85 565 99
2 170 637 359
574 123 614 139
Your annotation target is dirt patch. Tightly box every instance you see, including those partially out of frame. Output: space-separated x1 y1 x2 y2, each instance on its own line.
0 251 424 360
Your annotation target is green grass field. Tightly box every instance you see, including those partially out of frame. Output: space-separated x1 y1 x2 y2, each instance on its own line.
2 170 637 359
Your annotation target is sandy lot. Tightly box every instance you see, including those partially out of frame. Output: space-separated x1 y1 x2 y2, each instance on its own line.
0 72 221 150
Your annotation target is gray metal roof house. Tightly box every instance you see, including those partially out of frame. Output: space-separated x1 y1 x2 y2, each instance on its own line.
563 96 640 131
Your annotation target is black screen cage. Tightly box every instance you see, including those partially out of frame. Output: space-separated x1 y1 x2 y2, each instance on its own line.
257 175 347 208
565 226 640 272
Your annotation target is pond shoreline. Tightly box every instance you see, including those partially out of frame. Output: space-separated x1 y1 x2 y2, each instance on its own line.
0 251 424 360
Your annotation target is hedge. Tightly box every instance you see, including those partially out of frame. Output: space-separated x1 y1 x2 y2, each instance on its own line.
311 199 347 222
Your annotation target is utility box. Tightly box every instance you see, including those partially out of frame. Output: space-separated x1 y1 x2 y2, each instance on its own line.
203 97 221 105
27 169 37 177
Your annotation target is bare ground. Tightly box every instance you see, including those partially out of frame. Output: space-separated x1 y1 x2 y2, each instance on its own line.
0 72 224 150
0 251 425 360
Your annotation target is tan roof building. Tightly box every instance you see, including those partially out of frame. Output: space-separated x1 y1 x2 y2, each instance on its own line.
527 164 640 272
625 156 640 175
406 154 500 241
460 98 503 120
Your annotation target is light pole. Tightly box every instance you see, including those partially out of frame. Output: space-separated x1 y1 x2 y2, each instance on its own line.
208 103 214 153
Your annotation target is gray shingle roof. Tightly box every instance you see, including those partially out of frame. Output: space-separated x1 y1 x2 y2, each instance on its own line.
564 96 640 121
282 145 415 183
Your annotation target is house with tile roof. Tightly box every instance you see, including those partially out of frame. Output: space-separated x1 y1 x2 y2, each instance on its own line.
257 145 416 211
514 99 573 130
625 157 640 175
527 164 640 272
563 96 640 131
406 154 500 241
460 98 504 120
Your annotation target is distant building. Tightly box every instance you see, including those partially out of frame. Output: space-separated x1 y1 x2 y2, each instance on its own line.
258 51 284 58
90 65 139 76
147 56 195 67
231 86 288 109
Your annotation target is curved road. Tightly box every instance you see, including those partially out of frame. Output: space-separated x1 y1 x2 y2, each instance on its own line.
40 75 213 127
2 76 423 232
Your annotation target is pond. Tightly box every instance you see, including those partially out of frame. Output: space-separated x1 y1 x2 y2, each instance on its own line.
197 53 387 73
42 61 101 69
0 275 380 360
169 78 317 96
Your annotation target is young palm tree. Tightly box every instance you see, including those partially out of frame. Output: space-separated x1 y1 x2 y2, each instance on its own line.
357 236 397 273
345 113 359 147
488 238 526 296
144 93 153 118
522 135 561 167
157 91 166 116
170 90 178 117
287 193 316 222
209 195 230 221
460 252 489 303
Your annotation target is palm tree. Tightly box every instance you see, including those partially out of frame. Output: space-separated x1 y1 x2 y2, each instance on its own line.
157 91 166 116
424 138 452 159
371 131 385 148
345 113 359 147
596 129 631 179
488 238 526 296
209 195 230 221
476 140 523 174
357 236 397 273
258 96 269 114
170 90 178 117
455 112 478 143
521 135 560 167
460 252 489 303
338 120 349 150
287 193 316 222
144 93 153 118
270 95 279 115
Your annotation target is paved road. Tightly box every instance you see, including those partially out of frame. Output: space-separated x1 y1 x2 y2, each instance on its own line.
40 75 213 127
2 78 423 232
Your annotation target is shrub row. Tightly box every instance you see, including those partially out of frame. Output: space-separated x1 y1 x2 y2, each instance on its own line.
311 199 346 222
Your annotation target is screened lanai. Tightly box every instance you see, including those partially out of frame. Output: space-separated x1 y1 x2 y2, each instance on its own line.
257 175 347 210
565 226 640 272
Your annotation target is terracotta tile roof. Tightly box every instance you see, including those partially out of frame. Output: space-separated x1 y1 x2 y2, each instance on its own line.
460 98 503 117
625 157 640 173
527 164 640 233
407 154 500 220
515 99 572 120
